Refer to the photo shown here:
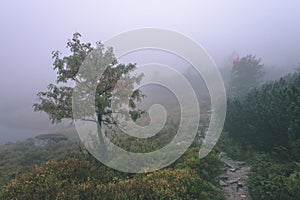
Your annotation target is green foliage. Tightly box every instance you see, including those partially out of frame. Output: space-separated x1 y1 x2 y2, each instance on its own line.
1 161 223 199
218 135 300 200
0 145 225 200
225 72 300 156
0 139 81 188
0 158 111 199
0 116 224 199
286 169 300 199
96 168 223 200
216 132 257 161
249 155 300 200
111 118 178 153
33 32 144 127
171 147 223 182
224 71 300 199
229 55 265 98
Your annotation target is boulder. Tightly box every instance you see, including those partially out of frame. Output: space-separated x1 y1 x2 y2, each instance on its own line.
34 133 68 147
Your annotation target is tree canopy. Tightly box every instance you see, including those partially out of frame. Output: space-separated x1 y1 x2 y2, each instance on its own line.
33 33 144 127
228 55 265 98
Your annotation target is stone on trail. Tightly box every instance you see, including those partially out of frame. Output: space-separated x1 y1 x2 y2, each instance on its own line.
229 168 237 172
219 180 228 187
227 179 238 184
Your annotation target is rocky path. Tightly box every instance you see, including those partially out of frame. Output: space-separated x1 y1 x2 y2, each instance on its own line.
217 152 252 200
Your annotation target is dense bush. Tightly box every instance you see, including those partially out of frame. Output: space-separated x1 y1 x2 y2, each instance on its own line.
249 155 300 200
1 153 224 200
225 72 300 158
95 168 223 200
0 158 115 199
224 71 300 199
172 147 223 182
0 139 81 187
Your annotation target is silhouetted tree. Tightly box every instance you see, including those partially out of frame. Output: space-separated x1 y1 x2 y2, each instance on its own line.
229 55 265 98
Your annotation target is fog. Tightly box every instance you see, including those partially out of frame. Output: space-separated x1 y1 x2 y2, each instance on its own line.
0 0 300 143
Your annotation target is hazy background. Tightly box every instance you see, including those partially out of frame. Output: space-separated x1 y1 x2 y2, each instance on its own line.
0 0 300 144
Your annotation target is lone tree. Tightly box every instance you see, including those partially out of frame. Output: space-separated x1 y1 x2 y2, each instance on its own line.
33 33 145 152
228 55 265 98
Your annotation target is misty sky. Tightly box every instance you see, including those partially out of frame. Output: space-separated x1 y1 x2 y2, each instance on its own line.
0 0 300 143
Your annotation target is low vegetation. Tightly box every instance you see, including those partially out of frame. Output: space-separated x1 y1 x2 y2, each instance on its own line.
0 137 224 199
222 71 300 200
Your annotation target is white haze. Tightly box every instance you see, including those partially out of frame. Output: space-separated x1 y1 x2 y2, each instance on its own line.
0 0 299 143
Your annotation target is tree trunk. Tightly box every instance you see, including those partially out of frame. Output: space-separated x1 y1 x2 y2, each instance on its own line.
97 113 107 161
